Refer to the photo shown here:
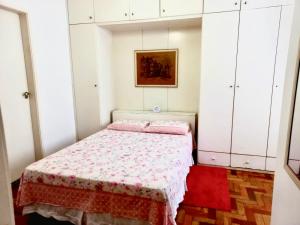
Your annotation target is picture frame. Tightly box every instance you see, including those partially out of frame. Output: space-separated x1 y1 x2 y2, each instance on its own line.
134 49 178 87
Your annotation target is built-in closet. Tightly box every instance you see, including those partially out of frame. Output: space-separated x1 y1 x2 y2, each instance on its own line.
198 0 294 171
67 0 294 171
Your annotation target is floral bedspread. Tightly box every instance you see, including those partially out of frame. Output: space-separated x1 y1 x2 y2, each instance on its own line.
18 129 193 225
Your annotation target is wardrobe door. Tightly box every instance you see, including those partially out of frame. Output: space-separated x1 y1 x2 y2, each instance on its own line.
69 24 101 140
94 0 130 23
198 12 239 153
67 0 94 24
268 6 294 158
160 0 203 17
130 0 159 20
232 7 281 156
203 0 241 13
241 0 282 9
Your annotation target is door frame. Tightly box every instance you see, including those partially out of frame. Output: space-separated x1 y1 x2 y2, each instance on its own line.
0 3 43 160
0 107 15 225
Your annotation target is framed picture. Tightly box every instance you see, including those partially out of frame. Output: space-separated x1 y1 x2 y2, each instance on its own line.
135 49 178 87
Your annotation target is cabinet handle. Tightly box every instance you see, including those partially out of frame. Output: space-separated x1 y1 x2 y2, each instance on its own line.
131 12 134 16
236 85 240 88
235 2 238 5
229 85 233 88
162 9 166 13
244 161 250 165
94 84 98 87
89 16 93 19
244 1 247 4
211 157 216 161
125 13 128 16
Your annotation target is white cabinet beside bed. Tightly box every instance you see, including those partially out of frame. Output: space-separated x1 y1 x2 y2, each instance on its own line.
198 1 294 171
69 24 101 140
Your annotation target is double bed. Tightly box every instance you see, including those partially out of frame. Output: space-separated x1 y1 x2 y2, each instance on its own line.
17 110 196 225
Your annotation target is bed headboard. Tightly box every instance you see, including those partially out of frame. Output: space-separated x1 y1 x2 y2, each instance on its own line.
112 110 197 136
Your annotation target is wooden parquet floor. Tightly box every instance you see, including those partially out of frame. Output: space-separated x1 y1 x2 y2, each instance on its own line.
176 169 274 225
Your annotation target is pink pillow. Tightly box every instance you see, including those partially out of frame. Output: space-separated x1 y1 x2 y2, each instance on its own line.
144 120 190 135
107 120 150 132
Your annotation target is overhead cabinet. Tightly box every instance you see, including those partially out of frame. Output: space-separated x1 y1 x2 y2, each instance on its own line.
203 0 241 13
94 0 160 23
68 0 203 24
240 0 283 9
199 4 285 171
94 0 130 22
203 0 284 13
67 0 94 24
160 0 203 17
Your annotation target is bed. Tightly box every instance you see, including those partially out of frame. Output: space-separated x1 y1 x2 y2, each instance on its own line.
17 110 196 225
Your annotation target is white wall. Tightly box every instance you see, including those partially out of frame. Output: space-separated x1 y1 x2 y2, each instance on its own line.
0 0 77 156
112 27 201 112
271 1 300 224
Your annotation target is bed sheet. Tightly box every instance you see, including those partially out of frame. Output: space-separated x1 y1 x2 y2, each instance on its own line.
18 129 193 225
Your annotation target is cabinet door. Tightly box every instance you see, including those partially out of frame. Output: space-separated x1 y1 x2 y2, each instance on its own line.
204 0 241 13
161 0 203 17
232 7 281 156
241 0 282 10
130 0 159 20
94 0 130 23
198 12 239 153
268 6 294 157
69 25 101 140
67 0 94 24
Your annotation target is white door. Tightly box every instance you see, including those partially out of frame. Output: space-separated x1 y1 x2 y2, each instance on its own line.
241 0 282 9
0 9 35 182
203 0 241 13
94 0 130 23
130 0 159 20
69 24 101 140
198 12 239 153
67 0 94 24
268 6 294 157
232 7 281 156
160 0 203 17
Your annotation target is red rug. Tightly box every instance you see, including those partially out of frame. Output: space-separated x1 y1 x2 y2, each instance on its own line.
183 165 231 211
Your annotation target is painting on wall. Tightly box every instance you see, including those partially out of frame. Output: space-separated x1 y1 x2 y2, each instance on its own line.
135 49 178 87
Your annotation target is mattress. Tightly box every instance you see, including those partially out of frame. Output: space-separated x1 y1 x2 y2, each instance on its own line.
17 129 193 225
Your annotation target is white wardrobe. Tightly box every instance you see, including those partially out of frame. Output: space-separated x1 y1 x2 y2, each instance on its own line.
198 0 294 171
